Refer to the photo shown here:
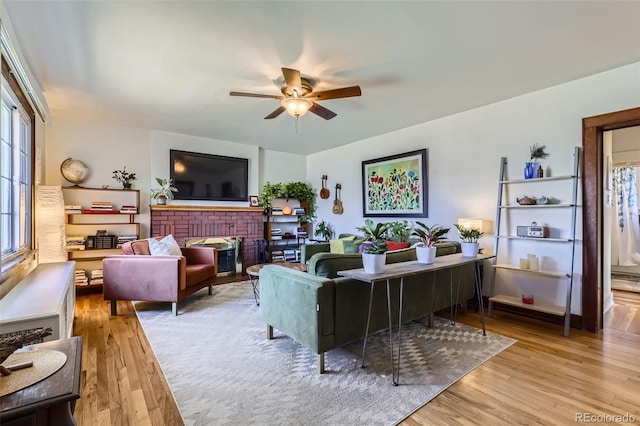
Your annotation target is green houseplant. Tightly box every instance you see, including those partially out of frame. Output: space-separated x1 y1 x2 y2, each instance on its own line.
150 178 178 205
259 181 316 219
356 219 389 273
314 220 333 241
411 221 449 264
454 224 484 257
112 166 136 189
384 220 412 242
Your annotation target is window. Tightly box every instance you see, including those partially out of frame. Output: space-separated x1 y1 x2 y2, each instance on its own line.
1 76 32 264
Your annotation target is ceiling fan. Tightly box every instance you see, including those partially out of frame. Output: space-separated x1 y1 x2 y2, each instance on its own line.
230 67 362 120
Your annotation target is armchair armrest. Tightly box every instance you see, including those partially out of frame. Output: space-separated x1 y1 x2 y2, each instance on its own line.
301 243 330 264
181 247 216 267
103 255 186 301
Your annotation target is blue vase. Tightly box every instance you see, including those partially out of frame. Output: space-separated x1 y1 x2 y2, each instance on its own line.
524 162 535 179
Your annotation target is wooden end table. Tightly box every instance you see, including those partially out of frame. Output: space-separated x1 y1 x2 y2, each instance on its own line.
246 262 308 305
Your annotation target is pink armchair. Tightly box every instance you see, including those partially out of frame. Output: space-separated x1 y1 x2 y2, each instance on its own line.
103 238 217 315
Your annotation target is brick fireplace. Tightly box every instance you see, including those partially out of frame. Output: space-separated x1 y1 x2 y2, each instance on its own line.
150 205 264 271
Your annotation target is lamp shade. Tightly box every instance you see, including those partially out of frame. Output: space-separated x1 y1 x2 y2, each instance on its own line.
281 97 312 117
457 218 485 233
36 186 67 263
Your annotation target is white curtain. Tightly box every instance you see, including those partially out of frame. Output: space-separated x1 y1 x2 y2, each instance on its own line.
611 167 640 266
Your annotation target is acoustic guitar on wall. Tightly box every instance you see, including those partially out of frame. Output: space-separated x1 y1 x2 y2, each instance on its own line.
332 183 344 215
319 175 330 199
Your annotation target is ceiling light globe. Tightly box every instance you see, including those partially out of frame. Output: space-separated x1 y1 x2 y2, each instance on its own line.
281 97 312 118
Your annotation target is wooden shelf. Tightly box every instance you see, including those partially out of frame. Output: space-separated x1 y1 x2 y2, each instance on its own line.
500 175 575 184
493 264 570 278
75 283 103 295
499 204 574 209
497 236 573 243
489 295 566 316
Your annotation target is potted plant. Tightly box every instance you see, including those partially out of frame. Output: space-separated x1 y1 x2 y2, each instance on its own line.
411 221 450 264
150 177 178 205
356 219 389 273
525 143 550 179
112 166 136 189
314 220 333 241
259 181 317 219
384 220 413 251
454 224 484 257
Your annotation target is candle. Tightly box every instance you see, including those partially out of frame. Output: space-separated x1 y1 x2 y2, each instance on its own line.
529 257 539 270
519 258 530 269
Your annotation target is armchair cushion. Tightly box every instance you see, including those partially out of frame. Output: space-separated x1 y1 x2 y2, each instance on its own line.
148 234 182 256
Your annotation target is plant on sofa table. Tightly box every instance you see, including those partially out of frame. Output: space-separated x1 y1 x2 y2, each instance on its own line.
384 220 412 242
112 166 136 189
150 177 178 204
454 224 484 257
356 219 389 273
412 221 449 264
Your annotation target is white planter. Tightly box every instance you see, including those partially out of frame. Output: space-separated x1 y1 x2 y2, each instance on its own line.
461 242 479 257
416 245 437 264
362 252 386 274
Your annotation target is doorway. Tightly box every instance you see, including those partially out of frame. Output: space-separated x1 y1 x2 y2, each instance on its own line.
582 107 640 333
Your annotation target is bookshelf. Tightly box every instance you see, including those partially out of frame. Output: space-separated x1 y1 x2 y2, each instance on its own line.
62 186 140 294
265 198 309 263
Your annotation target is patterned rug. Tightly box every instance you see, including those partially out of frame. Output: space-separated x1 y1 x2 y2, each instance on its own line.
135 281 516 426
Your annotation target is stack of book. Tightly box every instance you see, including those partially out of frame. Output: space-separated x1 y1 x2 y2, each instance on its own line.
66 235 86 251
283 249 297 262
89 269 103 286
65 204 82 214
120 205 137 214
296 227 308 238
271 207 283 215
117 234 138 248
271 250 284 262
83 201 118 214
270 228 282 240
75 270 88 286
293 207 306 216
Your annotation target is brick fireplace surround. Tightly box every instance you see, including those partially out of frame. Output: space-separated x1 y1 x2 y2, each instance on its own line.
150 205 265 270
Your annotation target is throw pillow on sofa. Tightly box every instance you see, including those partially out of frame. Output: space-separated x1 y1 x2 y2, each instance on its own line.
148 234 182 256
329 235 357 254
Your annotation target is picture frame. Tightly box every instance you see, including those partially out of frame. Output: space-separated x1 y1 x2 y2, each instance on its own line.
249 195 259 207
362 149 427 217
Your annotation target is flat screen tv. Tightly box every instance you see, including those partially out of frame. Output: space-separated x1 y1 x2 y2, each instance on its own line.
170 150 249 201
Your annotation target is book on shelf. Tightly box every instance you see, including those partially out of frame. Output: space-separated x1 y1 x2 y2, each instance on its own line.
90 269 103 278
66 244 86 251
74 270 88 285
119 205 138 213
65 205 82 214
82 209 120 214
293 207 306 215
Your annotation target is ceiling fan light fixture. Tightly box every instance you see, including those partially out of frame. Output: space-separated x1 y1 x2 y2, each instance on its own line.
281 96 312 118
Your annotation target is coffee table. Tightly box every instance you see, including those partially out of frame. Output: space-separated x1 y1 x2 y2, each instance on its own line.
246 262 308 305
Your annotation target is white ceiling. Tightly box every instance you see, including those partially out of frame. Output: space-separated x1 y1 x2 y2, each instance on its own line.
4 1 640 155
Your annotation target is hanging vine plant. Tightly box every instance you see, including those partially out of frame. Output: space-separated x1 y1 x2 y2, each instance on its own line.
259 181 317 219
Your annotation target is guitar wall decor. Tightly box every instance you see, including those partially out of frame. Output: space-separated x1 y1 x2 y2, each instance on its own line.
319 175 330 199
332 183 344 215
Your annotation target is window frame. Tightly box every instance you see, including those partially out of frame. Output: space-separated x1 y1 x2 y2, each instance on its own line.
1 54 36 278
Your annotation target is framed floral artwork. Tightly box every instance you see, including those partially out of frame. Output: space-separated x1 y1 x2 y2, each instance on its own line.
362 149 427 217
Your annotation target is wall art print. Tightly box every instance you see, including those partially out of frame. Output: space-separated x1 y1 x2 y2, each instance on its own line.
362 149 427 217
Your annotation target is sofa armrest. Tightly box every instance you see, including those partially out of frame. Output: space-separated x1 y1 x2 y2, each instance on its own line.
300 243 330 264
103 255 186 301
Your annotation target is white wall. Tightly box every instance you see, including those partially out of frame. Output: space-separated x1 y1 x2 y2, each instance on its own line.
307 62 640 315
259 149 307 189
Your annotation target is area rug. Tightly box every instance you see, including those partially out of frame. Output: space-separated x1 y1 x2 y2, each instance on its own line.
135 281 516 426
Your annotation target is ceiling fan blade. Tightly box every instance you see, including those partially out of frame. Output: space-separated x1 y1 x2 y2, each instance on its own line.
306 86 362 101
264 106 286 119
281 67 302 93
309 102 337 120
230 91 282 99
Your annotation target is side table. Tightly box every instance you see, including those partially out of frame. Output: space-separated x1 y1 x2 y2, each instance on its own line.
0 336 82 426
246 263 308 305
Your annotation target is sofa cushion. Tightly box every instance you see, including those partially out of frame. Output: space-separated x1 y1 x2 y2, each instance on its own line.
329 236 356 254
128 239 150 255
385 241 411 251
148 234 182 256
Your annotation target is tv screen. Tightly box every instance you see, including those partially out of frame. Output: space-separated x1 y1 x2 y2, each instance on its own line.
170 150 249 201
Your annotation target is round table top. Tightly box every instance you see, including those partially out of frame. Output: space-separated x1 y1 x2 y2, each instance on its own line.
246 262 307 277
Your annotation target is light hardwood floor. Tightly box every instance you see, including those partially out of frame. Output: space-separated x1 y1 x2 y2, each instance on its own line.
72 286 640 425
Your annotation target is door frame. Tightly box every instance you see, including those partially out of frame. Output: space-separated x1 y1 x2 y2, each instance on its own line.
582 107 640 332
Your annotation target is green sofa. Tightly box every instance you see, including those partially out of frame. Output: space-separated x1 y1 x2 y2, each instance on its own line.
259 242 475 373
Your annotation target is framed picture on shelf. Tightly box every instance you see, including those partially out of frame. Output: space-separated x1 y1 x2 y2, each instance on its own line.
362 149 427 217
249 195 259 207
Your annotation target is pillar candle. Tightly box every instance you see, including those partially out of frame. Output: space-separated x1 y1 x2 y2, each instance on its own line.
519 258 530 269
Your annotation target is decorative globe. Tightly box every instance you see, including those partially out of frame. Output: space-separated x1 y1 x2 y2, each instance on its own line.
60 158 90 185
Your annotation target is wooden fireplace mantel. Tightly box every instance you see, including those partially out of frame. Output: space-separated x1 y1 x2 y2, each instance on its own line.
150 204 264 213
